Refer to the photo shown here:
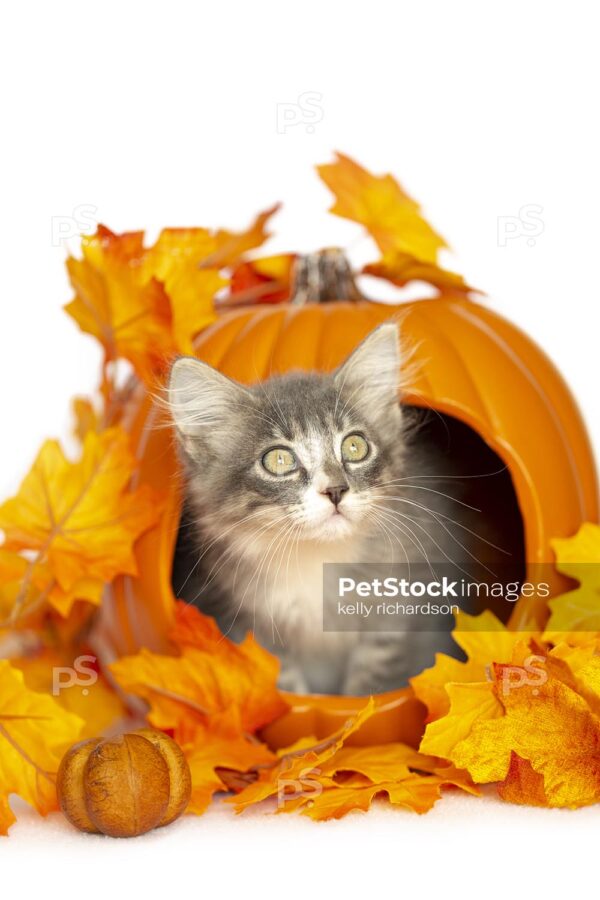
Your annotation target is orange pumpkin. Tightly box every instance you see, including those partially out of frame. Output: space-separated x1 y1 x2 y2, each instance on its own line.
97 288 598 749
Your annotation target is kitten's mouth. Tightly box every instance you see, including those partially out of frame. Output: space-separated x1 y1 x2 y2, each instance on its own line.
304 507 354 540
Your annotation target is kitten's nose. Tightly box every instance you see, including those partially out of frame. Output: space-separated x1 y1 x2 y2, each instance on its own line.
322 484 349 507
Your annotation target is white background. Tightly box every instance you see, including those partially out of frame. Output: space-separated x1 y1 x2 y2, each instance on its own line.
1 0 598 895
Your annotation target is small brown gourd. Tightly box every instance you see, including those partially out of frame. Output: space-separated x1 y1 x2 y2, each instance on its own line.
57 729 191 837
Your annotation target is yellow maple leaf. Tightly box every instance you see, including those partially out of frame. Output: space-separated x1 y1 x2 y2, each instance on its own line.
285 773 472 821
0 660 83 835
317 152 477 296
411 610 534 721
71 396 100 443
318 152 447 262
544 523 600 639
364 252 475 296
419 681 504 761
11 650 126 740
141 228 227 356
0 427 160 620
453 661 600 807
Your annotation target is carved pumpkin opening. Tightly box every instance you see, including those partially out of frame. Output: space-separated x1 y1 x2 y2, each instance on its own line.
170 404 526 687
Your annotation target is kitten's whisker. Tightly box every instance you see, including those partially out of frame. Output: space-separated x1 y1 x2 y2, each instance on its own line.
282 522 302 639
226 512 298 644
375 466 509 483
261 518 297 644
226 516 296 634
373 481 481 512
374 503 496 580
365 509 406 569
370 504 438 580
191 510 295 608
371 494 510 555
261 518 300 646
175 507 268 595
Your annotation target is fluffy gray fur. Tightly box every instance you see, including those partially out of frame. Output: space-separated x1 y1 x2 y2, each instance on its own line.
167 323 507 695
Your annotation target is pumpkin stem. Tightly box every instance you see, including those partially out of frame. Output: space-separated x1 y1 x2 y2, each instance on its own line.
290 248 363 304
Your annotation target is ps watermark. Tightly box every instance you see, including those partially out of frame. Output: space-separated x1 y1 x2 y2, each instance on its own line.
277 766 323 808
51 204 98 247
52 654 98 696
497 204 544 247
276 92 323 134
486 654 548 696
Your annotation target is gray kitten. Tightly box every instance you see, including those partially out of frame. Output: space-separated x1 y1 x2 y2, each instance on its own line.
167 324 519 695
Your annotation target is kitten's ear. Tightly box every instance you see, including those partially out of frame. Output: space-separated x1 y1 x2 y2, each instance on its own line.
168 357 248 449
334 323 402 417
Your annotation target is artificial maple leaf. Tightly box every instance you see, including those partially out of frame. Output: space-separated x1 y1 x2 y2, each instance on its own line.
141 227 227 356
227 254 295 306
285 773 473 821
497 754 548 806
0 550 51 627
318 152 447 262
363 252 475 296
410 610 534 721
419 680 504 761
544 523 600 639
65 208 279 380
0 660 83 835
454 661 600 808
232 699 376 812
110 601 287 736
318 152 477 296
71 396 100 443
421 641 600 808
0 427 160 620
11 649 126 740
177 709 276 815
65 226 176 383
199 204 281 270
232 701 478 820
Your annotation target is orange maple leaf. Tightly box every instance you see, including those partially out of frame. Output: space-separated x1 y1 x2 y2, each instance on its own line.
231 698 377 813
199 204 281 270
227 254 295 306
230 699 477 820
0 660 83 835
110 602 286 814
65 226 175 383
110 601 288 736
180 712 276 815
0 427 160 620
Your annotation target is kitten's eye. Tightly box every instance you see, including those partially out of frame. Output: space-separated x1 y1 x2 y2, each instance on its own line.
341 433 369 462
262 447 298 476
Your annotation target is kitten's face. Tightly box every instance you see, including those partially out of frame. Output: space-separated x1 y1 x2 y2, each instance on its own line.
168 324 404 546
